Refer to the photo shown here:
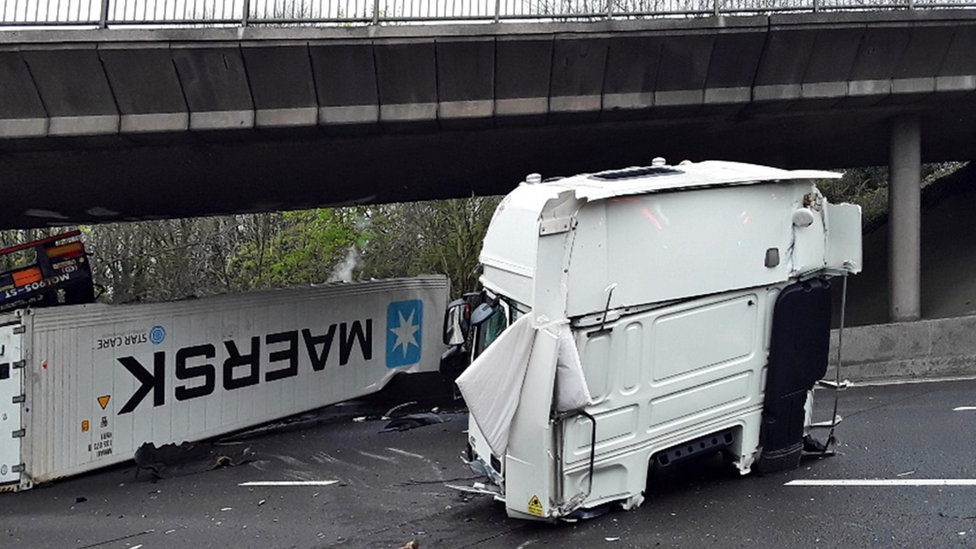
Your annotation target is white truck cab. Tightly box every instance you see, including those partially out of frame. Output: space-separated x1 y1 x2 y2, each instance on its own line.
445 159 862 521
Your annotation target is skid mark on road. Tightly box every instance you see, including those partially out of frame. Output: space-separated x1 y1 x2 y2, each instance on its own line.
311 451 338 464
270 454 308 468
387 447 425 459
359 450 398 463
283 469 319 481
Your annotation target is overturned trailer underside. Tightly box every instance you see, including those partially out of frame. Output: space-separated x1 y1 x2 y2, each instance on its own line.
454 160 862 521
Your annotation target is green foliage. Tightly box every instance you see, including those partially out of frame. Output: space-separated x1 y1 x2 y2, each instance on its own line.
0 197 499 304
231 207 368 290
356 197 502 298
817 163 965 232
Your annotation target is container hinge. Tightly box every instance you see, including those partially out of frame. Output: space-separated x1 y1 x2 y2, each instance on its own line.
12 429 25 438
12 326 25 335
11 395 25 404
12 360 24 369
11 464 24 473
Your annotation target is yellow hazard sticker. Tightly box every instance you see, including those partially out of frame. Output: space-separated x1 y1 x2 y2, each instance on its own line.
97 395 111 410
527 495 544 517
81 420 90 433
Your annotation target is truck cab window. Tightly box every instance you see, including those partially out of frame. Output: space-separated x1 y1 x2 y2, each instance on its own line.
474 300 510 358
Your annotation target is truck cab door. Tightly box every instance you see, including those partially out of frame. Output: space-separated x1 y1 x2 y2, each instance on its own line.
504 324 559 520
0 321 24 487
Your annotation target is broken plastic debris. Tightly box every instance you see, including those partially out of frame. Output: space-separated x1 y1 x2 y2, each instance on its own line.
258 499 266 506
353 416 367 422
381 413 444 433
220 507 232 512
809 415 843 428
818 379 852 389
385 401 418 418
605 537 620 542
395 541 420 549
896 470 916 477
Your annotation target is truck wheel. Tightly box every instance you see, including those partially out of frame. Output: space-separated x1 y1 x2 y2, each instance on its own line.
755 441 803 475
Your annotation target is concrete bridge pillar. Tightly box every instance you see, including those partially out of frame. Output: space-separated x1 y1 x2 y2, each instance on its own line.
888 116 922 322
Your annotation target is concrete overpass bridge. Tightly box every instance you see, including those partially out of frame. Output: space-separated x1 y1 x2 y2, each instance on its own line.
2 2 976 321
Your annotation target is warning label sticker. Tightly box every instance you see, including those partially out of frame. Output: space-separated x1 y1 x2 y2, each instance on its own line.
527 495 544 517
97 395 111 410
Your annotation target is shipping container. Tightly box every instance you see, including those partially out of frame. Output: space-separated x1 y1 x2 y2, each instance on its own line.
0 276 448 491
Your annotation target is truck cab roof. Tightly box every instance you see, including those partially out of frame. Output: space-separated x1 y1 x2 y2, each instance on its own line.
479 160 850 317
530 160 840 201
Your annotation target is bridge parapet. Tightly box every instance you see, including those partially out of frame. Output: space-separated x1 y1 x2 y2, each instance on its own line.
1 0 975 27
0 11 974 140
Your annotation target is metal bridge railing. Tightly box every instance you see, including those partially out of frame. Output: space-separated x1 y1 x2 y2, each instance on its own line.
0 0 973 28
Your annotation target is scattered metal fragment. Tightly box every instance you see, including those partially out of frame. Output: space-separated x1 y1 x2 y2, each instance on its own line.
385 401 419 418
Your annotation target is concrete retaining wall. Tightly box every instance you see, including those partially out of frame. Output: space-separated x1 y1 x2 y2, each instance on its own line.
827 314 976 383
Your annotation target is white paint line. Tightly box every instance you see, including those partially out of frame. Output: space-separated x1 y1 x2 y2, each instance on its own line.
239 480 339 487
386 447 425 459
787 479 976 487
953 406 976 411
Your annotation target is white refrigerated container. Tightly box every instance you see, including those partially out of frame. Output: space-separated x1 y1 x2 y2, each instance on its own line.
0 276 448 491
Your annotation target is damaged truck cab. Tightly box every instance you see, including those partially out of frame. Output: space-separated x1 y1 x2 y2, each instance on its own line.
446 159 862 521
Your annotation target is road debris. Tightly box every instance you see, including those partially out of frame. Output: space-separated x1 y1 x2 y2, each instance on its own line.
381 412 444 433
134 441 253 480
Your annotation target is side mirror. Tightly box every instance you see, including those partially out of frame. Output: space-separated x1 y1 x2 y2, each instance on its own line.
443 299 469 346
469 302 496 327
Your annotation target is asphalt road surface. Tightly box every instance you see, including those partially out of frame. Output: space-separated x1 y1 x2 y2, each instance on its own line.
4 379 976 549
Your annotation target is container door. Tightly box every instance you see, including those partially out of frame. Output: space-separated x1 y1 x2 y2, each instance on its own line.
825 203 863 274
0 322 24 486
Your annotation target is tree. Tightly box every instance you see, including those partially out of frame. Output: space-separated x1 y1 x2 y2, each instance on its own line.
357 196 502 298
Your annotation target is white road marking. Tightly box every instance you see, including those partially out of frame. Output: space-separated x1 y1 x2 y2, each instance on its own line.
787 479 976 487
953 406 976 411
239 480 339 487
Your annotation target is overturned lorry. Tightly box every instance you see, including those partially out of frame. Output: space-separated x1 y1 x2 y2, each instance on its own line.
0 276 448 491
446 160 862 521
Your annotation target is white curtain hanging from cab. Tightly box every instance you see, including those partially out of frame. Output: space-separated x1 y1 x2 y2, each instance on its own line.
457 316 593 457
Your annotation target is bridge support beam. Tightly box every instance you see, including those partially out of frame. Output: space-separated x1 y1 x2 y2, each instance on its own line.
888 116 922 322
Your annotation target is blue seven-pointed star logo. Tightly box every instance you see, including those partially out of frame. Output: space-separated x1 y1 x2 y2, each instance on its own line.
386 300 423 368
